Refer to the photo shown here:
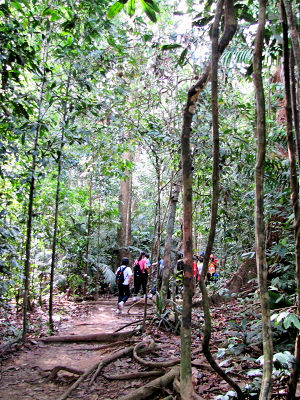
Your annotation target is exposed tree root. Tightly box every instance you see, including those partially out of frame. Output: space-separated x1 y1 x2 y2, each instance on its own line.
41 329 137 343
67 339 138 351
103 370 163 380
118 365 180 400
127 299 153 314
57 345 135 400
133 341 180 368
127 299 145 314
47 366 84 382
114 319 145 332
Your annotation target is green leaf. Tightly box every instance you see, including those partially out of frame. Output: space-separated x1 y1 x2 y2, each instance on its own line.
192 15 214 27
283 313 300 331
107 1 127 19
161 44 182 51
177 47 188 66
126 0 136 16
144 0 159 13
140 0 157 22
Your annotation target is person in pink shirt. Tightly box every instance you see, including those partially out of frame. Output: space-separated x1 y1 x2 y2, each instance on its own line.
133 252 149 300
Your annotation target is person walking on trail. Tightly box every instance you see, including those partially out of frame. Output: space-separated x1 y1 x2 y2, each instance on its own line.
197 253 204 280
133 252 149 301
207 254 218 283
116 257 133 314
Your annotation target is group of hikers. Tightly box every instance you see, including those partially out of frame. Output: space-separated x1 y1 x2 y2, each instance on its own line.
115 251 219 314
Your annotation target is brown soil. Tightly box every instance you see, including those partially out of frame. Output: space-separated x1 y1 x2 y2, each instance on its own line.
0 295 148 400
0 293 295 399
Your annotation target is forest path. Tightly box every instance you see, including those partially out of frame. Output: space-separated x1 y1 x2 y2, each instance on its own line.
0 296 145 400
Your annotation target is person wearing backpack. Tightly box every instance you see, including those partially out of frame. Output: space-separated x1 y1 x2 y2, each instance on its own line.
116 257 133 314
133 252 149 301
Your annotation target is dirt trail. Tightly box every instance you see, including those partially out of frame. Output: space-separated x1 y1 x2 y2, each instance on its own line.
0 297 144 400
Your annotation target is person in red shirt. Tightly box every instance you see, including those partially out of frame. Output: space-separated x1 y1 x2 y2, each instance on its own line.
133 252 149 300
192 255 198 279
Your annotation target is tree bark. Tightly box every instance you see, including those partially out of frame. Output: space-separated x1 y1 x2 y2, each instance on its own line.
281 3 300 398
253 1 273 399
179 1 237 398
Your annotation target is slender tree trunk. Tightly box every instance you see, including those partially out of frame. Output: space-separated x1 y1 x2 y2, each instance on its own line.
290 49 300 172
179 1 237 397
253 1 273 399
117 151 132 264
49 68 71 332
180 86 194 400
199 1 244 397
160 170 181 306
282 0 300 75
281 3 300 398
22 38 49 342
155 157 162 265
83 170 93 296
95 193 102 301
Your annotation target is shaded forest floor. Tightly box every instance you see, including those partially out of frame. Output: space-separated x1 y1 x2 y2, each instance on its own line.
0 292 296 399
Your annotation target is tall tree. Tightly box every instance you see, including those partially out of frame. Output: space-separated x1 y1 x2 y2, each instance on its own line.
253 0 273 398
180 0 237 397
49 66 72 332
281 2 300 397
22 32 51 341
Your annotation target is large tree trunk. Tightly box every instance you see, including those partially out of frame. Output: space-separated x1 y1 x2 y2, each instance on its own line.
281 3 300 397
160 170 181 306
179 1 237 397
117 151 132 264
253 1 273 399
49 68 71 332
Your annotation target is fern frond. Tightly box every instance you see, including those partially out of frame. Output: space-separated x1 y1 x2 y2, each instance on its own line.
97 263 116 286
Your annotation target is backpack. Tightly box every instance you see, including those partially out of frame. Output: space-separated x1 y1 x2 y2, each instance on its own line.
116 266 126 285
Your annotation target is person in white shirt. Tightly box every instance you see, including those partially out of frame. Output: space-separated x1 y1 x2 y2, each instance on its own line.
116 257 133 314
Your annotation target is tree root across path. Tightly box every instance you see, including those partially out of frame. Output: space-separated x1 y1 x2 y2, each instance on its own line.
133 340 181 368
119 365 180 400
47 366 84 382
57 345 136 400
54 338 182 400
41 329 137 343
103 370 163 380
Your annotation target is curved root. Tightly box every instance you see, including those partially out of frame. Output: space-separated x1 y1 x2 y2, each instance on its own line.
133 341 180 368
